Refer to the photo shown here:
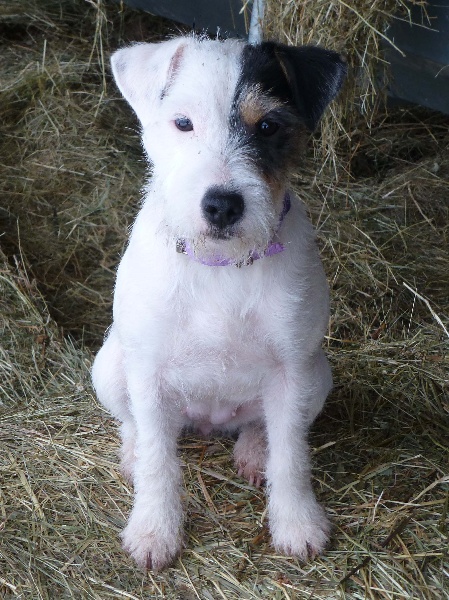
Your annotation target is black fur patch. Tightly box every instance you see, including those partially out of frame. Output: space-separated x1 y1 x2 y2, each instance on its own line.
238 42 347 131
229 42 347 178
267 43 347 131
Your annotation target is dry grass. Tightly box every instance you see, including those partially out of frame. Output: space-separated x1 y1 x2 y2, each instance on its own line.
265 0 429 169
1 1 448 598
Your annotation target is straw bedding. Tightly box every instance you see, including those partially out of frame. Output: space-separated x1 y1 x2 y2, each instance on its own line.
0 1 447 598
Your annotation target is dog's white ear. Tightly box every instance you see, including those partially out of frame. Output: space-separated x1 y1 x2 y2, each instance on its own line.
111 38 188 127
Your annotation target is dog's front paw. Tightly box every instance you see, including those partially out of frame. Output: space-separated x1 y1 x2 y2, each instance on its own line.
270 500 330 561
121 511 182 571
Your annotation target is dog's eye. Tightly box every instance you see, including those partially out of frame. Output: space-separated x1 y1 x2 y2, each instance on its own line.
257 119 280 137
175 117 193 132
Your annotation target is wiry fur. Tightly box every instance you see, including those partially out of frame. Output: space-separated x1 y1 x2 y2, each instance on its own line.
92 35 346 570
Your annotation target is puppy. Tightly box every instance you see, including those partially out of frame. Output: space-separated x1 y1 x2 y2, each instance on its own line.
92 35 346 570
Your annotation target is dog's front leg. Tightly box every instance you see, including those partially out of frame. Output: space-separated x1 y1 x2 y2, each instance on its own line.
263 359 331 560
121 363 183 571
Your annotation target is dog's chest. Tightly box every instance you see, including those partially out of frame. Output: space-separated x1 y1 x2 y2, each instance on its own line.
160 275 278 425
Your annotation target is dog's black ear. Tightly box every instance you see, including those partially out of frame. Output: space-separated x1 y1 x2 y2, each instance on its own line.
265 42 347 131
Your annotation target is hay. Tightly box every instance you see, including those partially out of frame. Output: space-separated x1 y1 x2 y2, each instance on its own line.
265 0 429 168
1 0 448 598
0 0 170 345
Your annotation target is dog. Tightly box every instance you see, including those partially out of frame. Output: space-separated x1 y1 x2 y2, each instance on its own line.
92 34 346 571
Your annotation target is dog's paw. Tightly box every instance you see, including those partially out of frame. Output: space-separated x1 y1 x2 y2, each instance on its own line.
233 424 266 487
121 513 182 571
235 458 265 488
270 501 330 561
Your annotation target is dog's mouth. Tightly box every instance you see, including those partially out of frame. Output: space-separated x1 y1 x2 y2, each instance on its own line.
207 225 239 241
176 231 285 268
175 222 279 267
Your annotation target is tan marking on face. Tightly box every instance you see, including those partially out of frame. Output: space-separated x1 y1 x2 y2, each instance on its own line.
239 85 284 127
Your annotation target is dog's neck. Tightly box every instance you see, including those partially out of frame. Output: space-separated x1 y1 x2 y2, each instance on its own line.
176 193 291 268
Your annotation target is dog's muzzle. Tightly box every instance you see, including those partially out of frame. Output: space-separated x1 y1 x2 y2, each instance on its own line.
176 192 291 267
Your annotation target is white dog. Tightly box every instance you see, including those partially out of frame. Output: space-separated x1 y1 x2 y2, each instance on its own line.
92 35 346 571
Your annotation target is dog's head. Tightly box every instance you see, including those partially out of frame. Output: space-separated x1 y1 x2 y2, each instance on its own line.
111 36 346 262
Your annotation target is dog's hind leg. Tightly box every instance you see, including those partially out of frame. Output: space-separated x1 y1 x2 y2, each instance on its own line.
233 421 267 487
92 325 136 482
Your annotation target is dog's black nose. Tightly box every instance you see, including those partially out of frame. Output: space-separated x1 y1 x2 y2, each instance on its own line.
202 188 244 229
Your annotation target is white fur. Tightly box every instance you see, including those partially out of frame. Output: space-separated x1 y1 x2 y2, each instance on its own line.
92 36 333 570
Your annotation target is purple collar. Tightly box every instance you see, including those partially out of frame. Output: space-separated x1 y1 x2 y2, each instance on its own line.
176 193 291 267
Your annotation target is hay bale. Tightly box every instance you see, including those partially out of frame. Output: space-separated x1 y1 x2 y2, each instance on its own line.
1 0 448 598
265 0 430 166
0 252 118 596
0 0 167 345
